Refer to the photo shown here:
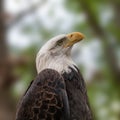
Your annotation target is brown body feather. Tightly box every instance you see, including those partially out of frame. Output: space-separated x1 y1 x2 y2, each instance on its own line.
16 69 70 120
16 67 93 120
62 67 93 120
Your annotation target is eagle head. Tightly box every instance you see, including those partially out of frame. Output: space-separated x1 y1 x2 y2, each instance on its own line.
36 32 84 74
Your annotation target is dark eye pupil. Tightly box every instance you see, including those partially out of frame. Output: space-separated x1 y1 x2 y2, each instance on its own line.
57 40 64 46
58 41 62 44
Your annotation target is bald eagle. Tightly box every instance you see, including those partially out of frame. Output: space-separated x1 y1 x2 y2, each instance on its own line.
16 32 93 120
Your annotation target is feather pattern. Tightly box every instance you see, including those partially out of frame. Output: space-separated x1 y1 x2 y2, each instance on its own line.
16 69 70 120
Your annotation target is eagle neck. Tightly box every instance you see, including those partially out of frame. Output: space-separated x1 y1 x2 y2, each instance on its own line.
36 53 77 74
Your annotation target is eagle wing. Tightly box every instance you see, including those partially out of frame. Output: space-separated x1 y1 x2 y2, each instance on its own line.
16 69 70 120
62 66 93 120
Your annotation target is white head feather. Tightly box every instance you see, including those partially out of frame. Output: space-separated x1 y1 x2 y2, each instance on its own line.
36 34 76 74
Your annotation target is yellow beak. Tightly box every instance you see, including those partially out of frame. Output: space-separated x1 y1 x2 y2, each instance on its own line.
64 32 85 47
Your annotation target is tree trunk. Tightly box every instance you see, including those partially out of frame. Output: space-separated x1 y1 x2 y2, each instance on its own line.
0 0 16 120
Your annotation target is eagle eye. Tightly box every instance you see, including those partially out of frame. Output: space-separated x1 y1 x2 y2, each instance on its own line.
57 38 65 46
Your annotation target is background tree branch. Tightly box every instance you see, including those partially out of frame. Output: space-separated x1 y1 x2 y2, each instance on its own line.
80 0 120 85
